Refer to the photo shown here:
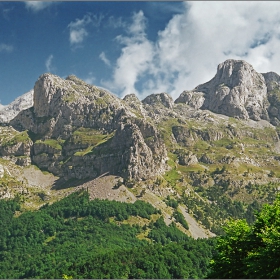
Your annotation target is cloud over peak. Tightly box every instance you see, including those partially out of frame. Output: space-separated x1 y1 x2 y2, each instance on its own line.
102 2 280 100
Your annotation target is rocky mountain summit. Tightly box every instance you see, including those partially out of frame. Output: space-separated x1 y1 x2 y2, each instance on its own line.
0 89 33 123
175 59 280 122
9 73 167 181
1 59 280 237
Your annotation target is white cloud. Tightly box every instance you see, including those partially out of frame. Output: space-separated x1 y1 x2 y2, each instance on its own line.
127 10 147 37
69 28 88 45
68 14 92 45
0 43 13 52
45 54 54 72
68 13 104 46
24 1 53 12
103 2 280 100
102 11 154 98
99 52 111 66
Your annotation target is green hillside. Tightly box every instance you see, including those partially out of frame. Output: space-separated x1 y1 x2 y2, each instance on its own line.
0 191 215 279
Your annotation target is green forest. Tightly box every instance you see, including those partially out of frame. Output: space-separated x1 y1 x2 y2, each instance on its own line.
1 190 280 278
0 191 214 279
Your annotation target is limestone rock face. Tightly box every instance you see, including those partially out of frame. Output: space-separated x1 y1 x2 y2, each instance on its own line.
175 90 205 109
123 94 146 117
0 90 33 123
11 74 129 138
262 72 280 125
9 74 168 181
172 125 225 147
0 140 33 157
142 93 174 109
111 122 167 180
123 94 142 110
178 151 198 166
262 72 280 91
176 60 269 121
60 121 167 181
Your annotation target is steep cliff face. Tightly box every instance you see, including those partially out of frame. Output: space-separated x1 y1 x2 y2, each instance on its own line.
0 127 32 166
176 59 269 121
262 72 280 126
11 74 129 138
9 73 168 181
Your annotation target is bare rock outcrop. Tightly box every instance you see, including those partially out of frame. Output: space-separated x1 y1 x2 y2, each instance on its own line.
177 151 198 166
262 72 280 125
0 127 33 167
9 74 168 181
175 90 205 110
61 121 167 181
11 74 130 138
172 125 225 147
176 59 269 121
0 140 33 157
123 94 143 112
142 92 174 109
0 90 33 123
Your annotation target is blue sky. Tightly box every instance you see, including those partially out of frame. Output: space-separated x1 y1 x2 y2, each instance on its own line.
1 1 280 105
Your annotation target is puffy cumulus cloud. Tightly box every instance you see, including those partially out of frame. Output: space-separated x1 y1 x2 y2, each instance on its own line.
127 10 147 37
24 1 54 12
0 43 13 52
104 2 280 100
68 14 92 45
102 11 154 98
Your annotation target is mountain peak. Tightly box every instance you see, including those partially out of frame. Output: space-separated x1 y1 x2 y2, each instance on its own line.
66 74 87 86
176 59 269 121
216 59 255 85
0 89 33 123
142 92 174 109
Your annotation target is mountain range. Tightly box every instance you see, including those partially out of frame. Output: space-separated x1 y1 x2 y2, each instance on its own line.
1 59 280 238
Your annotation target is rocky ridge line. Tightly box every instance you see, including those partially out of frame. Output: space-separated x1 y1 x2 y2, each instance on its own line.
0 90 34 123
175 59 280 123
8 73 168 181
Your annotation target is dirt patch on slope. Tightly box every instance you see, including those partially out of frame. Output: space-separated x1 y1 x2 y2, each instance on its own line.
179 205 215 239
75 175 137 203
23 166 58 187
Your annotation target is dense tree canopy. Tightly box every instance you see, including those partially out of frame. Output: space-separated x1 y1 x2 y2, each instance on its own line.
208 195 280 279
0 190 215 279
